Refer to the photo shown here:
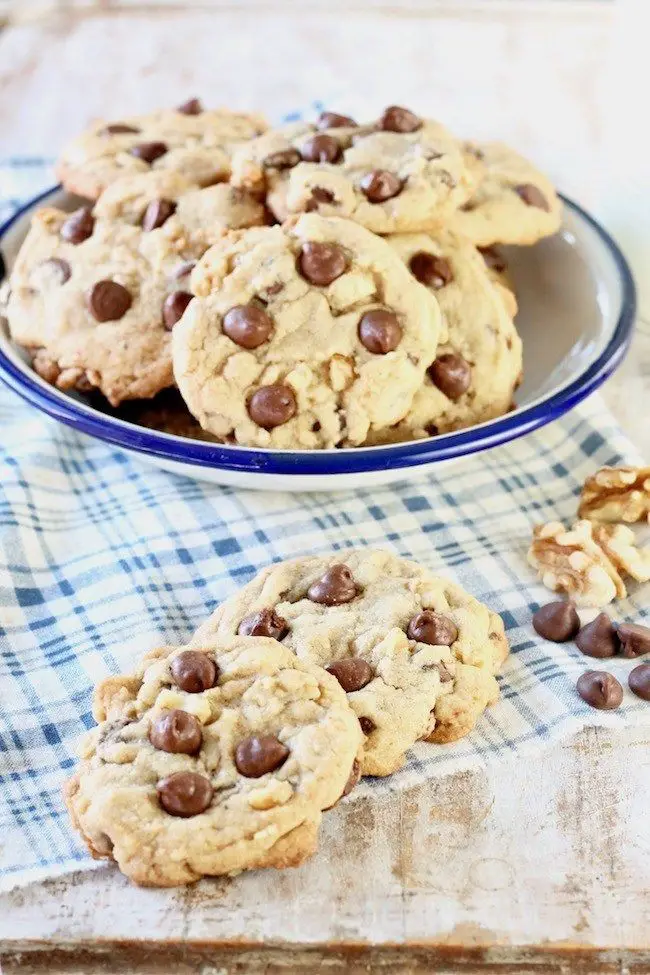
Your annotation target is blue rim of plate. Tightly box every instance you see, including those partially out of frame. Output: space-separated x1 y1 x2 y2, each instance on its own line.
0 187 636 476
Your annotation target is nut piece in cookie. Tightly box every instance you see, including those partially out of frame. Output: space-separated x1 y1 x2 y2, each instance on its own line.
172 214 442 449
192 549 509 776
230 108 475 234
528 520 626 607
578 465 650 524
450 142 562 247
65 636 362 887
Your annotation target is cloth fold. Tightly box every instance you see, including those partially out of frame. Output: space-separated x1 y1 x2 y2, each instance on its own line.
1 164 649 892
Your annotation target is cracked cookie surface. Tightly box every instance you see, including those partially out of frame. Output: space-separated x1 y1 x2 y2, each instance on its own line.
193 550 508 776
172 214 442 448
66 636 362 887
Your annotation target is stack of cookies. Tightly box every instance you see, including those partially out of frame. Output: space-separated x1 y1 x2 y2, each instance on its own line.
65 549 509 886
2 99 563 448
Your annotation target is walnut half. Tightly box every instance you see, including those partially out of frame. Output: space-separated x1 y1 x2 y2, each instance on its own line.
528 520 626 607
578 465 650 523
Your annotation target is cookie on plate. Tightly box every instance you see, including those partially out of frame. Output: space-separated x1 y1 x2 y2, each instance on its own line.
230 106 475 233
56 100 267 200
172 213 443 448
450 142 562 246
368 228 522 441
65 636 362 887
477 245 518 318
192 550 509 776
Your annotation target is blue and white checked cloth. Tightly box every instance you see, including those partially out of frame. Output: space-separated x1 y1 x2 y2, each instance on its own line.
1 161 649 892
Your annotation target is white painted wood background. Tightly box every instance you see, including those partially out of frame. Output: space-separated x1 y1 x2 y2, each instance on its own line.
0 1 649 970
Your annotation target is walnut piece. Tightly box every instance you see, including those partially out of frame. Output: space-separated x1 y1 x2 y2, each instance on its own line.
528 520 626 607
594 524 650 583
579 466 650 523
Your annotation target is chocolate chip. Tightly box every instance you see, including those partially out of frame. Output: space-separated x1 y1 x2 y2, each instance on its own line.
615 622 650 658
102 123 140 135
129 142 168 164
300 134 341 164
629 663 650 701
428 354 472 400
478 246 507 274
174 260 196 280
238 608 288 640
177 97 203 115
407 610 458 646
317 111 356 129
223 304 273 349
157 771 213 817
515 183 550 211
247 384 297 429
60 207 95 245
358 309 402 354
576 671 623 710
142 198 176 232
532 601 580 642
360 170 403 203
379 105 422 133
234 735 289 778
263 149 301 170
298 242 347 286
575 613 618 658
326 658 374 693
409 252 453 289
162 291 192 330
86 280 132 322
149 709 202 755
39 257 71 284
359 716 376 735
170 650 218 693
342 758 361 796
309 187 336 205
308 564 358 605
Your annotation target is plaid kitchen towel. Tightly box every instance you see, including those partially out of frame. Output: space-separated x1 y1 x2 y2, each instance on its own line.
1 162 649 892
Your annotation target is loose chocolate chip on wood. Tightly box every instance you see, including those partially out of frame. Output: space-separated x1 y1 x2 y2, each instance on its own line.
428 354 472 400
576 671 623 710
157 771 213 817
409 252 453 289
223 304 273 349
575 613 618 658
616 622 650 658
360 170 403 203
170 650 218 693
238 608 288 640
298 242 347 286
177 97 203 115
515 183 550 211
129 142 168 164
300 134 342 163
61 207 95 245
326 658 374 693
379 105 422 133
532 601 580 642
359 716 376 735
407 610 458 646
629 663 650 701
142 198 176 232
317 111 356 129
102 123 140 135
149 709 202 755
235 735 289 778
86 280 132 322
308 564 358 605
39 258 71 284
358 309 402 354
263 149 301 170
163 291 193 330
247 384 297 429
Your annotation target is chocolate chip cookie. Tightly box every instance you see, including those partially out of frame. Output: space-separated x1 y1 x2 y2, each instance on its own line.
368 228 522 441
450 142 562 246
192 550 509 776
56 101 267 200
172 214 442 448
230 106 474 233
65 636 362 887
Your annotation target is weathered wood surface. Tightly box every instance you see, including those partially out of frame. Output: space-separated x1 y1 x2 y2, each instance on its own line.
0 3 649 971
